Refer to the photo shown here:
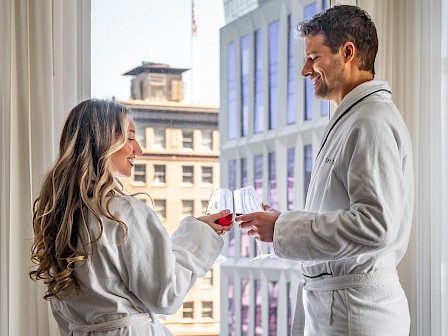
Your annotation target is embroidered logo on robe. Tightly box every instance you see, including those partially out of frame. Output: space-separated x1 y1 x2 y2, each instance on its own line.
325 157 335 165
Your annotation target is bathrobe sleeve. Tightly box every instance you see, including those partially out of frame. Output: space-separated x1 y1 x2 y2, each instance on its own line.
103 196 224 315
274 112 410 261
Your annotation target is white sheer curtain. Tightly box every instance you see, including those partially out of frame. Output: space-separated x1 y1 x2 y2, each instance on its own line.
0 0 90 335
355 0 447 335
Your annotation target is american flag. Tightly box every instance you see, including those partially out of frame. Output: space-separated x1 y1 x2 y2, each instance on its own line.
192 0 197 37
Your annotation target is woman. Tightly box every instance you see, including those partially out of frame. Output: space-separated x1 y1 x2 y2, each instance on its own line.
30 99 230 335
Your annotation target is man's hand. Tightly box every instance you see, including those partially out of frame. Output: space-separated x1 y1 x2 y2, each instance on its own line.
235 204 281 242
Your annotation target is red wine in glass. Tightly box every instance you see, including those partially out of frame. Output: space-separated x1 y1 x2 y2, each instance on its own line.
214 213 233 226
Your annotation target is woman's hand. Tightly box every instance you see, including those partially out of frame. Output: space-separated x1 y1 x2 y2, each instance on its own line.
197 209 233 236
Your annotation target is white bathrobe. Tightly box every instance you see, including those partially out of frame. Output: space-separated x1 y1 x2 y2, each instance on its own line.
274 80 414 335
51 195 224 335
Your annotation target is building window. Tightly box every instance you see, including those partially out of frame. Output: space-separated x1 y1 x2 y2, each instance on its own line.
153 128 166 149
153 164 166 184
241 157 248 187
287 148 295 211
182 200 194 218
201 166 213 184
182 302 194 319
304 144 313 204
304 3 317 121
182 166 194 184
254 29 264 133
201 200 208 215
228 277 236 334
228 41 237 140
201 130 213 151
201 270 213 287
287 14 296 125
268 281 279 336
241 278 250 335
241 35 250 137
154 200 166 222
254 279 262 335
133 164 146 183
268 20 279 130
182 130 194 149
136 127 146 148
254 154 263 204
201 301 213 318
228 159 237 191
268 152 277 209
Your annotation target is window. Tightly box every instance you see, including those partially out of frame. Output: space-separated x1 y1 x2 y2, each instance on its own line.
154 200 166 222
241 278 250 335
254 279 262 335
200 270 213 286
153 164 166 184
241 35 250 137
241 157 247 187
228 159 237 191
182 200 194 218
287 148 295 210
133 164 146 183
182 130 194 149
268 281 278 336
254 154 263 203
287 282 293 336
136 127 146 148
182 302 194 319
254 29 264 133
304 144 313 204
268 152 277 208
202 301 213 318
268 20 279 130
228 277 236 334
227 41 237 140
182 166 194 183
304 3 317 121
287 15 296 125
201 130 213 151
201 166 213 184
201 200 208 215
153 128 166 149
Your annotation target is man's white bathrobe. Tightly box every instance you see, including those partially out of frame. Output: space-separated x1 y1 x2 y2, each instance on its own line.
51 195 224 335
274 80 414 335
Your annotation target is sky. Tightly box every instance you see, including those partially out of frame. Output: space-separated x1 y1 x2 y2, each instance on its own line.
91 0 225 106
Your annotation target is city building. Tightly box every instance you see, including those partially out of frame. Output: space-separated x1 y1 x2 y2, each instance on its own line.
219 0 330 335
119 62 222 336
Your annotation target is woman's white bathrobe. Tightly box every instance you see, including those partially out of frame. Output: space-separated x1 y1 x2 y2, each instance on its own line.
274 80 414 335
50 195 224 335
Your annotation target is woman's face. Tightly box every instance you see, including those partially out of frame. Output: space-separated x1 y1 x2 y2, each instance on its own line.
111 118 142 177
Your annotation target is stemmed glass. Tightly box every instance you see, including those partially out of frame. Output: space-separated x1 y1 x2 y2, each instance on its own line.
234 186 274 261
206 187 234 263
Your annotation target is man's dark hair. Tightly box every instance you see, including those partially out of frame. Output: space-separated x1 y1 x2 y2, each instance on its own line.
299 5 378 75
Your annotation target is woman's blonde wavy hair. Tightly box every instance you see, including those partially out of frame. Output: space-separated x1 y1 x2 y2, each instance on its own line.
29 99 131 301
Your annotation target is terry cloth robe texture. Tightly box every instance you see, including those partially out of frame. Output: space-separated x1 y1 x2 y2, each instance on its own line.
273 80 414 336
50 195 224 335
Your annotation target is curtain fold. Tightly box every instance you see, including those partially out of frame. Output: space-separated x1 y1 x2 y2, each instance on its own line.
0 0 90 335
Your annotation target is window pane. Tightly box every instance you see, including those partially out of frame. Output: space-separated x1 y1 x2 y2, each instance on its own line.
241 278 250 336
136 127 146 148
202 166 213 184
200 270 213 286
268 20 279 130
268 281 278 336
133 164 146 183
254 279 262 336
202 301 213 318
153 164 166 184
287 148 295 210
228 41 237 140
287 282 293 335
304 144 313 204
182 200 194 217
182 301 194 319
228 160 237 258
241 157 248 187
254 30 264 133
268 152 277 208
154 200 166 221
182 130 194 149
201 200 208 215
287 15 296 124
228 277 236 336
241 35 250 137
153 128 165 149
182 165 194 183
254 154 263 203
201 130 213 151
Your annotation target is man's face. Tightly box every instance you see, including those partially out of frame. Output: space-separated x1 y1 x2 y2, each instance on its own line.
301 33 346 105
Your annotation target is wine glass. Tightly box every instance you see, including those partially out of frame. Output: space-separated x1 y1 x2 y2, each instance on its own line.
233 186 274 261
206 187 234 263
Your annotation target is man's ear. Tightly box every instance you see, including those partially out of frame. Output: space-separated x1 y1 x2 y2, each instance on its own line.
342 42 356 63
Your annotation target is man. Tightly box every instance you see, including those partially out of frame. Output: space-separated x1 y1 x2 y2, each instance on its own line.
237 5 414 336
